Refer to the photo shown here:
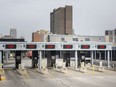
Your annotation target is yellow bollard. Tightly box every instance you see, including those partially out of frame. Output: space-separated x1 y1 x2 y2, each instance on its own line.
0 75 6 81
92 65 95 76
0 63 6 81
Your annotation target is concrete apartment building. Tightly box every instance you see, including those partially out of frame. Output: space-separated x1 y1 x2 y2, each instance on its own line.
32 32 105 42
112 29 116 43
10 29 17 38
105 29 116 46
0 29 25 42
50 6 73 35
32 30 105 42
0 34 2 38
48 34 105 42
32 30 49 42
105 30 113 42
32 30 116 43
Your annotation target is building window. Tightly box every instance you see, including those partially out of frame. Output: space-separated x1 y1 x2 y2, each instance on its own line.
73 38 78 41
105 31 108 35
85 38 90 41
99 38 101 41
61 38 65 41
48 35 50 42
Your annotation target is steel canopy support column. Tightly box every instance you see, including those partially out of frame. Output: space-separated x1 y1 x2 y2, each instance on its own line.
0 51 2 64
105 51 107 60
91 51 93 66
107 51 110 68
5 51 9 62
99 52 101 60
39 51 42 71
47 51 51 67
32 51 39 68
111 51 112 62
75 50 78 69
95 51 96 60
15 51 21 69
2 51 3 63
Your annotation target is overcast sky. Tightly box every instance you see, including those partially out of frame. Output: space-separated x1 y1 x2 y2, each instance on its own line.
0 0 116 41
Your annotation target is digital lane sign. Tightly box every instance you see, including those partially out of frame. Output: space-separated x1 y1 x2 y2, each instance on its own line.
81 45 90 49
63 45 73 49
5 44 16 49
45 45 55 49
26 44 37 49
97 45 106 49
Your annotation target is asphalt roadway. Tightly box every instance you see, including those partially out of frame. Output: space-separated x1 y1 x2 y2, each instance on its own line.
0 58 116 87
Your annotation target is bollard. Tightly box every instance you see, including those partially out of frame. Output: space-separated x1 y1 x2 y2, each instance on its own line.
53 64 55 69
92 65 95 76
0 75 6 81
0 63 6 81
68 63 70 68
99 61 102 68
0 63 3 70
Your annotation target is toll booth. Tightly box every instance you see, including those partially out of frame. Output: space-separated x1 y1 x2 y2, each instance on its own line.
1 51 3 64
51 51 56 67
32 51 39 68
0 51 3 65
77 51 91 67
15 51 21 69
63 51 70 67
46 51 56 67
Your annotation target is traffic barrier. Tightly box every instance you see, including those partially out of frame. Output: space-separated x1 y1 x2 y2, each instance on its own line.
17 63 28 76
18 63 25 70
86 63 104 72
36 58 48 74
105 63 116 71
79 62 87 73
55 59 67 73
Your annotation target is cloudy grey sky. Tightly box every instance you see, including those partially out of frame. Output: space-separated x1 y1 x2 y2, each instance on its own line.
0 0 116 41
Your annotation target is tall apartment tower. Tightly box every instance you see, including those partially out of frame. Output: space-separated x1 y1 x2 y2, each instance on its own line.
50 6 73 35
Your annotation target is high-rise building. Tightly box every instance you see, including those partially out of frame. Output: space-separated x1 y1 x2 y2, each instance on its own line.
10 29 17 38
50 5 73 35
